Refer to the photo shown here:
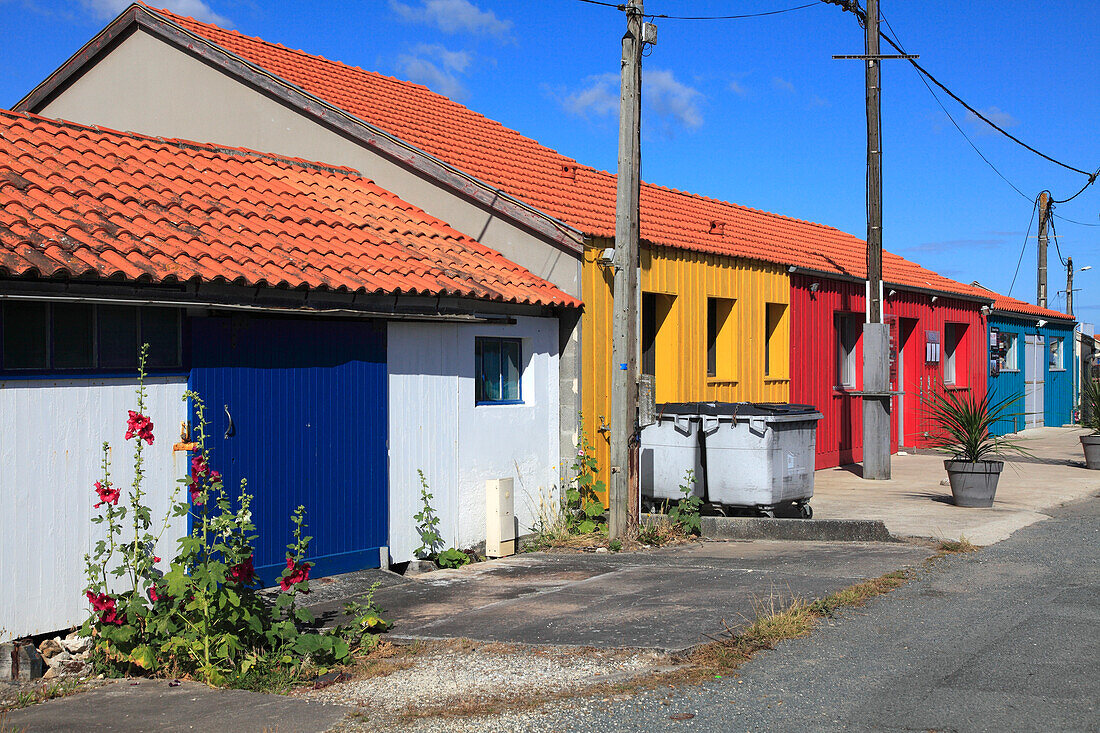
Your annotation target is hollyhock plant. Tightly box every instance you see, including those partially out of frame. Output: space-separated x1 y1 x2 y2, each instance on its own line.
93 480 120 508
124 410 155 445
83 346 377 686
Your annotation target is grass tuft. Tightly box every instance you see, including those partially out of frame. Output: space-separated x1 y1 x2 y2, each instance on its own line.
0 678 86 714
937 536 980 554
688 568 912 677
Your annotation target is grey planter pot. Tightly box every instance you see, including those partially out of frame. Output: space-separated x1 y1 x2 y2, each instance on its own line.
944 460 1004 508
1081 435 1100 470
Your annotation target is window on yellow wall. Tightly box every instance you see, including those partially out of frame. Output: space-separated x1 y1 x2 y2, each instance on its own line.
764 303 788 379
706 297 736 379
642 292 675 380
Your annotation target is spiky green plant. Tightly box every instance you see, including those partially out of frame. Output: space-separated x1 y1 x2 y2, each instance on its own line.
1081 378 1100 434
924 384 1029 462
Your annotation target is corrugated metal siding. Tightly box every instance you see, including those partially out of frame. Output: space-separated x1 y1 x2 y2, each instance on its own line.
388 316 562 563
988 315 1075 434
791 275 988 469
582 240 790 499
0 377 187 641
189 316 388 585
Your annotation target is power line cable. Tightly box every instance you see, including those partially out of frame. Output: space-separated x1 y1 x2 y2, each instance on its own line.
878 14 1032 203
825 1 1097 179
648 3 819 20
1007 196 1038 298
573 0 821 19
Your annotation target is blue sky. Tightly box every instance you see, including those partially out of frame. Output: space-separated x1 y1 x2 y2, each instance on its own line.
1 0 1098 319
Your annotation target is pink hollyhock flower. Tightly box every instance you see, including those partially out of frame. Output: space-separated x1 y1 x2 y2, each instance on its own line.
93 480 120 508
228 556 256 585
125 410 155 445
279 557 312 591
153 556 161 564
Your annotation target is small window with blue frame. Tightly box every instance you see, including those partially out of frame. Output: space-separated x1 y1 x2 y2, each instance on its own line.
475 337 522 404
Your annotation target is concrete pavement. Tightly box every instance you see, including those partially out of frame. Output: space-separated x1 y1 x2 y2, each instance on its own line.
495 493 1100 733
811 426 1099 544
2 678 349 732
304 539 931 652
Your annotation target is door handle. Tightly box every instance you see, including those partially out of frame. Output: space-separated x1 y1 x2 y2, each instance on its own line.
224 404 235 439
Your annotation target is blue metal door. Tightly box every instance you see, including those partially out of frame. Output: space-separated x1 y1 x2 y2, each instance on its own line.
189 316 387 586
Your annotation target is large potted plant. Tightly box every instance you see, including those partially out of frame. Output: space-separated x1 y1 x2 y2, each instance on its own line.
925 386 1027 507
1080 378 1100 469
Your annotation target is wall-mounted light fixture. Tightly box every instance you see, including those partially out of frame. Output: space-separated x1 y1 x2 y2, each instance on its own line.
931 295 938 304
787 265 798 273
809 282 820 293
1036 319 1048 328
888 289 897 297
980 305 991 316
598 248 615 266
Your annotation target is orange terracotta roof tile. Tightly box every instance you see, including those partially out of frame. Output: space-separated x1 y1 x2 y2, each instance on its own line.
0 109 579 308
989 292 1074 321
146 5 988 301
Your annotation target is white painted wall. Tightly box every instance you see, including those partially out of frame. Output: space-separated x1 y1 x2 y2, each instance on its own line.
0 377 188 641
388 316 560 563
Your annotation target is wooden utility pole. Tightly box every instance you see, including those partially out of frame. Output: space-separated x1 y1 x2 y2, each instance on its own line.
609 0 643 540
1037 190 1051 308
830 0 916 480
865 0 883 325
859 0 891 480
1067 256 1074 316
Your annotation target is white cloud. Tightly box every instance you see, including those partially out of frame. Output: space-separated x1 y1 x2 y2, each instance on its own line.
558 69 704 131
772 76 796 93
729 79 749 96
560 72 619 119
644 69 704 130
395 44 472 100
390 0 512 40
965 105 1019 136
80 0 231 26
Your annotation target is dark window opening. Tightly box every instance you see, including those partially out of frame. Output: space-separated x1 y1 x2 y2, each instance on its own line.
0 302 182 373
641 293 657 377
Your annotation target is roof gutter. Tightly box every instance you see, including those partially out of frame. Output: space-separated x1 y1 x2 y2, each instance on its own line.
787 265 995 306
0 292 516 324
16 4 586 254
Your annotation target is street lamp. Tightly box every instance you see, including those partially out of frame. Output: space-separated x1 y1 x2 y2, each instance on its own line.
1066 258 1091 317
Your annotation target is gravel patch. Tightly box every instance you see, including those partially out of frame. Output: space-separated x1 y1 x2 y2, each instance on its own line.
312 642 673 731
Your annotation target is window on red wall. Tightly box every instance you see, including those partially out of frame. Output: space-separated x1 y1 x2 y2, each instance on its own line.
836 313 860 388
944 322 969 386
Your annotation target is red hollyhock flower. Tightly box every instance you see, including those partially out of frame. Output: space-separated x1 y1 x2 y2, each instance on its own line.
85 590 124 625
93 480 120 508
279 557 312 591
188 454 218 505
125 410 155 445
228 556 256 585
147 585 160 603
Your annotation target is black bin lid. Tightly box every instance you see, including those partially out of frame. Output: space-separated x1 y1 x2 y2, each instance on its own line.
656 402 819 417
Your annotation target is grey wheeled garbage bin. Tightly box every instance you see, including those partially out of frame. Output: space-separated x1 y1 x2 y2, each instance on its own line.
640 402 708 503
698 402 823 515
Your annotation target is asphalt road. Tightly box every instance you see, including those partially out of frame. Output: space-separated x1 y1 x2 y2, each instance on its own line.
494 494 1100 732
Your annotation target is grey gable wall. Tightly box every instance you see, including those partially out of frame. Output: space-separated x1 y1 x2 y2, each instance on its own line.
32 25 582 485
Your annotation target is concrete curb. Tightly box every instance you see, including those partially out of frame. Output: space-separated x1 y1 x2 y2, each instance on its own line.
642 514 896 542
